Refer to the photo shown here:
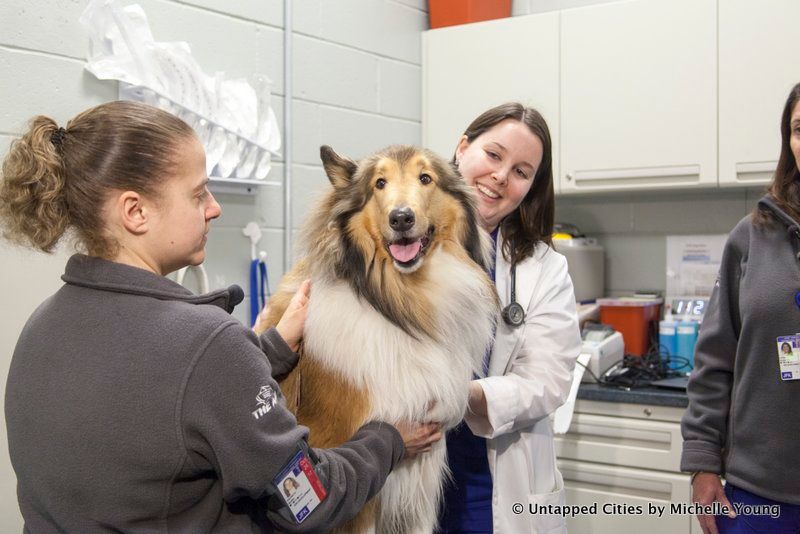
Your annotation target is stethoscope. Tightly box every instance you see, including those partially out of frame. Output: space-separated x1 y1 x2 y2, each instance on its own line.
176 264 210 293
501 263 525 327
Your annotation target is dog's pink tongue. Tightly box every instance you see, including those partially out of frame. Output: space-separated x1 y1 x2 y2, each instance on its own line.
389 239 422 262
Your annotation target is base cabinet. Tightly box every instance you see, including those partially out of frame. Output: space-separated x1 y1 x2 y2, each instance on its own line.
559 459 694 534
555 400 700 533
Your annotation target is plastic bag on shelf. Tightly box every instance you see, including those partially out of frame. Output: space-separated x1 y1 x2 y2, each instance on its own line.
80 0 281 181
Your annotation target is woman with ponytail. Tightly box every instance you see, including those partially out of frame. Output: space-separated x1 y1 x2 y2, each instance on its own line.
0 101 439 533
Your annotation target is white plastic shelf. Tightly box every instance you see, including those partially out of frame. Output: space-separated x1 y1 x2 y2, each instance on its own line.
118 83 281 195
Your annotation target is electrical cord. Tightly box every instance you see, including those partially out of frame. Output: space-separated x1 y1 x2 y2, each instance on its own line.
577 323 693 389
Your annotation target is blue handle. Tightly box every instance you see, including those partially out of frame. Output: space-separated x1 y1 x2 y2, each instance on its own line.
249 260 270 327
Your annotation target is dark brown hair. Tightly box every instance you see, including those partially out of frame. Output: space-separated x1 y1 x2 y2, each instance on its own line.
753 82 800 226
0 101 195 256
458 102 554 266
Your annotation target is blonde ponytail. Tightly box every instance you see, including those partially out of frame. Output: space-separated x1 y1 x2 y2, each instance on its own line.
0 116 70 252
0 101 195 256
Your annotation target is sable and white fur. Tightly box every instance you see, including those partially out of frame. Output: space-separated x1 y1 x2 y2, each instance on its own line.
257 145 498 533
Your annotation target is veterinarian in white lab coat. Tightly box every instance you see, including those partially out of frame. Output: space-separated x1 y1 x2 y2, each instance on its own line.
440 103 581 534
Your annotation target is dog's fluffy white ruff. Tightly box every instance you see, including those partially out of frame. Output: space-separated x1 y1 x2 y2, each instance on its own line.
304 246 496 533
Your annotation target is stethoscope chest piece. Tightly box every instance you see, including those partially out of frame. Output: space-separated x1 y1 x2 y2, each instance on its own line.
502 301 525 327
501 263 526 327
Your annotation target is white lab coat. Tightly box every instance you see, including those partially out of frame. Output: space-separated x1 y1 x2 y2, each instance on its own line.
464 236 582 534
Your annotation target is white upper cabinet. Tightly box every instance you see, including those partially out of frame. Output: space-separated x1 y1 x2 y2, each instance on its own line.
718 0 800 187
422 13 560 190
560 0 717 193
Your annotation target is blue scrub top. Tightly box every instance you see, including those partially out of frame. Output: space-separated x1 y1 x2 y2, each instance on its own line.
439 228 498 533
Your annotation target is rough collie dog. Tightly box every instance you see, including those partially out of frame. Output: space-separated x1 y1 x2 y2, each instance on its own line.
257 145 498 533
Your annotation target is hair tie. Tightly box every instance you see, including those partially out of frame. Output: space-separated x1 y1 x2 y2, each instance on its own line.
50 127 66 150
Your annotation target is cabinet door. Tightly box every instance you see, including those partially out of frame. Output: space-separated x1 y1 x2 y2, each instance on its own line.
422 13 560 190
560 0 716 193
719 0 800 187
558 459 699 534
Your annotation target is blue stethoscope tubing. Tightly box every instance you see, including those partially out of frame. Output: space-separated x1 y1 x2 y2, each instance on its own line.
250 258 270 327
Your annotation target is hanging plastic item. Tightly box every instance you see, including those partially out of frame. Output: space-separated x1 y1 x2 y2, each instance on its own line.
79 0 281 180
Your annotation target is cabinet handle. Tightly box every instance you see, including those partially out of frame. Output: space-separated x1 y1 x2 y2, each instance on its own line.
643 408 653 417
565 173 573 181
735 161 776 183
735 161 776 174
569 165 700 187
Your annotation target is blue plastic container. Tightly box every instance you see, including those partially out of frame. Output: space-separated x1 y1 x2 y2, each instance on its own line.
676 320 699 371
659 317 679 368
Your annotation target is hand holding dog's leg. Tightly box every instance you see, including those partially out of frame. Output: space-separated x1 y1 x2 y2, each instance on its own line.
275 279 311 352
395 421 442 460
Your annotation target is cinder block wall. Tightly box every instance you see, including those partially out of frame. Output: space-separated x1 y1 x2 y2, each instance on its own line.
0 0 426 528
206 0 427 325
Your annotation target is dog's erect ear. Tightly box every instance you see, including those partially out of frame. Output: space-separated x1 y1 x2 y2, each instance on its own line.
320 145 357 189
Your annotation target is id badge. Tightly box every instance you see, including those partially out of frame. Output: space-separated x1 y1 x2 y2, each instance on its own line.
273 448 327 523
776 335 800 381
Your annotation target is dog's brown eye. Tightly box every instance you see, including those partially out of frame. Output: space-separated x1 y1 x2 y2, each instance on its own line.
376 178 387 189
419 174 432 185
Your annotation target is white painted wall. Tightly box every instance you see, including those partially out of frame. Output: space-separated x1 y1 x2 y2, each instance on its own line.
0 0 426 528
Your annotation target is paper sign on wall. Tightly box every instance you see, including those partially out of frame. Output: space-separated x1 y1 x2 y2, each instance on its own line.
666 235 727 298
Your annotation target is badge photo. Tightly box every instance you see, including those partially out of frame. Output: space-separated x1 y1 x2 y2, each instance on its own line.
273 449 327 524
776 335 800 381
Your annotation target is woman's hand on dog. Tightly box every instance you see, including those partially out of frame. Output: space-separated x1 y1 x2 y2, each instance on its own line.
275 279 312 353
395 421 443 460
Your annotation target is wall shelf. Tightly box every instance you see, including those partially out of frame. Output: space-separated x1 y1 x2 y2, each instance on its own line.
118 83 282 196
208 176 280 195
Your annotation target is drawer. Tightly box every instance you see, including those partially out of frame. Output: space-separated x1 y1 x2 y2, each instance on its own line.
574 399 686 422
555 412 682 472
558 459 699 534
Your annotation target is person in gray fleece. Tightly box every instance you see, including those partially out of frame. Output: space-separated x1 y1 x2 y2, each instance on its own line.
0 101 442 533
681 83 800 534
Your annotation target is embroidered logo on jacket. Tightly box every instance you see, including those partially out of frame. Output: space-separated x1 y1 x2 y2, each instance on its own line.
252 385 277 419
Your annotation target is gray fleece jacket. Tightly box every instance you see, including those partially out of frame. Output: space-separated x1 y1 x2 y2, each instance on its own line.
5 254 403 532
681 196 800 504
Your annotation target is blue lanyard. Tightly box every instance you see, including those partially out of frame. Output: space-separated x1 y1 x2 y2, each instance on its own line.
481 227 500 376
249 259 270 326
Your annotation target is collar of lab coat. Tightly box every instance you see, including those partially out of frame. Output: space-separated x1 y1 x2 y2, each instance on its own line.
489 232 546 376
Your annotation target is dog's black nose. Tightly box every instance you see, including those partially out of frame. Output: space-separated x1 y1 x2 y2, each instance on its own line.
389 207 415 232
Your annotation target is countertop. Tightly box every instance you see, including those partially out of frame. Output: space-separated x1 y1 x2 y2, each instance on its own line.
577 382 688 408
